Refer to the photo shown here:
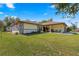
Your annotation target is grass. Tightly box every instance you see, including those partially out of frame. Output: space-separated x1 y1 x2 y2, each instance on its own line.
0 32 79 56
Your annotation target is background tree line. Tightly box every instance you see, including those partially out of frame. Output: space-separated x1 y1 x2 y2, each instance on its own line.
0 16 78 32
0 16 20 32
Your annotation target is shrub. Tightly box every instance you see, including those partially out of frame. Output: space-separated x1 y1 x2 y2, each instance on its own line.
0 26 6 32
15 32 19 35
67 27 72 32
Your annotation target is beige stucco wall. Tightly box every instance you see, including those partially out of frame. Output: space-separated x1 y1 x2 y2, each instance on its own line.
45 23 66 32
23 23 39 33
51 24 65 29
51 23 66 32
24 23 38 29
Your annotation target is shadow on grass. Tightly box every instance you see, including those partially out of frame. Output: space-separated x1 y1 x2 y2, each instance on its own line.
22 32 47 36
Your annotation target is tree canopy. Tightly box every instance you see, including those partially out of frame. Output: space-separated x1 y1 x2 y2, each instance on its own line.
4 16 21 27
53 3 79 18
0 20 4 28
40 18 53 23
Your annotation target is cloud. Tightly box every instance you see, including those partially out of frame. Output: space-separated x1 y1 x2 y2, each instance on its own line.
43 13 48 16
0 12 4 14
0 3 15 9
6 3 15 9
50 5 55 8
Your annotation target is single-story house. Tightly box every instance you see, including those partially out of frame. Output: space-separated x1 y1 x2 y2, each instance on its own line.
11 20 67 34
11 21 40 34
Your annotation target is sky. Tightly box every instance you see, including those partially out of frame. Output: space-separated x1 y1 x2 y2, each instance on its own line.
0 3 79 27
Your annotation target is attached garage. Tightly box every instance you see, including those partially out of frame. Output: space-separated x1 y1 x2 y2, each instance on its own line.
11 20 40 34
23 23 39 33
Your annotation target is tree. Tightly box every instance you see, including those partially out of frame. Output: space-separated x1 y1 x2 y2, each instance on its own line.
40 20 47 23
67 27 72 32
15 17 20 21
0 20 5 32
53 3 79 18
9 16 15 23
4 16 16 27
71 22 77 31
40 18 53 23
48 18 53 21
4 16 11 26
0 20 3 28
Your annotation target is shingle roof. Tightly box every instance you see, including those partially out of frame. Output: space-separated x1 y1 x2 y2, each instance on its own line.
11 20 40 26
11 20 67 26
41 21 66 26
18 21 40 25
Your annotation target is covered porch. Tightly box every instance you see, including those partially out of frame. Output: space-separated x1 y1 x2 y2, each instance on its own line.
40 21 67 33
41 25 53 32
41 25 66 33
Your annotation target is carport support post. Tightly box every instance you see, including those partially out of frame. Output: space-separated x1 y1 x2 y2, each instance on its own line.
41 26 43 32
49 25 51 33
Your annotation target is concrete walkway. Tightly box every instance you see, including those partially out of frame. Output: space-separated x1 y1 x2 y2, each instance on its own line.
53 32 74 35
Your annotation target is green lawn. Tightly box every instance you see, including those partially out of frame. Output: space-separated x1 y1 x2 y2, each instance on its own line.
0 32 79 56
